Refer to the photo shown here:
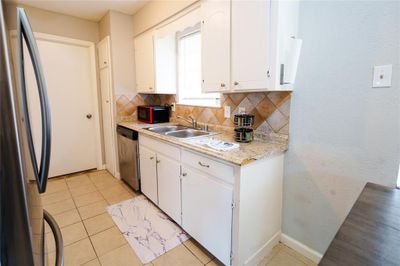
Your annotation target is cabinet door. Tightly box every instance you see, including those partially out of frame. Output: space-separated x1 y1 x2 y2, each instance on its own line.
134 31 155 93
98 37 109 69
139 145 158 204
181 167 233 265
157 153 181 224
201 0 230 93
154 32 177 94
231 0 271 91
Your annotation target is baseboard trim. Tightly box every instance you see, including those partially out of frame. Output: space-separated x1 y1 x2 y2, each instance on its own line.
244 231 281 265
115 172 121 179
280 233 323 264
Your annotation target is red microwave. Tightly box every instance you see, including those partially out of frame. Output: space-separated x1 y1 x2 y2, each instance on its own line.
137 105 170 124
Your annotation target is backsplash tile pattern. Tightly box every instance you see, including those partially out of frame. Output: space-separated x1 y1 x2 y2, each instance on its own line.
116 92 291 136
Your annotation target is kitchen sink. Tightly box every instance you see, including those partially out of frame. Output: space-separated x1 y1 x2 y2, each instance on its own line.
165 129 212 138
146 125 215 139
146 125 189 134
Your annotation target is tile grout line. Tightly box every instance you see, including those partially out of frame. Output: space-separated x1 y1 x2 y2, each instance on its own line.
80 170 131 263
69 173 104 263
182 243 211 266
46 170 146 266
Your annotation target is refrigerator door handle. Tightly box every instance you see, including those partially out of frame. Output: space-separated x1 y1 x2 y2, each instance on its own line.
43 210 64 266
17 7 51 193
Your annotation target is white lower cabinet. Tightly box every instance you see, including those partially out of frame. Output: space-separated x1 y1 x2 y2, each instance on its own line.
181 166 233 265
157 153 182 224
139 134 284 266
139 145 158 204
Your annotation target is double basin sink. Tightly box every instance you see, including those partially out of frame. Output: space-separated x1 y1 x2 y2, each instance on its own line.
146 125 215 139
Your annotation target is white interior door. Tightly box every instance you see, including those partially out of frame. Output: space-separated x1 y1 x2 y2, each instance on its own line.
21 35 100 177
98 37 116 177
99 68 115 175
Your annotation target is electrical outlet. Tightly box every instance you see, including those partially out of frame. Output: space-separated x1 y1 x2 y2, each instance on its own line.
373 65 392 88
224 105 231 118
238 107 245 114
171 102 176 112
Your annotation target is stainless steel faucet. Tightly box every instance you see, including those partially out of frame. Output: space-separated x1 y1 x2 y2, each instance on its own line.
177 114 197 129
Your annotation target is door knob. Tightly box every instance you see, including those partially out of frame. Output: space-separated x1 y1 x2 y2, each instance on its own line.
182 173 187 177
86 114 92 119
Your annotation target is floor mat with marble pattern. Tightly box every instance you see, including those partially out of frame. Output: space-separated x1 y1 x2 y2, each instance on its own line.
107 195 190 263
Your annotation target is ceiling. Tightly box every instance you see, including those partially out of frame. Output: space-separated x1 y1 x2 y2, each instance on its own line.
6 0 149 21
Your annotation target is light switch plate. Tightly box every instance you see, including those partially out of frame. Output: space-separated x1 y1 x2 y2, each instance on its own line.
373 65 392 88
224 105 230 118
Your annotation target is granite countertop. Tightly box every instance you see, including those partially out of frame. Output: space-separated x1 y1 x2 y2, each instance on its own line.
118 120 288 166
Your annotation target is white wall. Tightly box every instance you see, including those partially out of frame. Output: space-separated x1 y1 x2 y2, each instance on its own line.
132 0 196 37
5 3 99 42
283 0 400 255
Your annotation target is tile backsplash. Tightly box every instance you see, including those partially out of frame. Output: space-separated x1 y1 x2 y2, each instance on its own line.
116 92 291 136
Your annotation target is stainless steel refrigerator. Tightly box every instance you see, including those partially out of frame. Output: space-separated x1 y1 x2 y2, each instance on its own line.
0 2 63 265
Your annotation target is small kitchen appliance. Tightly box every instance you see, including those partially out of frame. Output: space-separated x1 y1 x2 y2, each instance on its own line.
234 114 254 143
137 105 170 124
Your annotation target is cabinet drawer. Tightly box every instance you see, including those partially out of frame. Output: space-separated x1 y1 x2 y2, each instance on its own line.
140 134 180 160
182 149 234 184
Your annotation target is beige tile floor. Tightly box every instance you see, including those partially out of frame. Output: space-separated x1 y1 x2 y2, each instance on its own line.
43 170 316 266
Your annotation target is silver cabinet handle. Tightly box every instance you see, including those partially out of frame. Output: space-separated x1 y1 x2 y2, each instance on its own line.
182 173 187 177
156 159 160 163
86 114 92 119
234 81 239 85
150 156 154 160
44 210 64 266
149 87 154 90
198 161 210 168
221 83 226 87
17 7 51 193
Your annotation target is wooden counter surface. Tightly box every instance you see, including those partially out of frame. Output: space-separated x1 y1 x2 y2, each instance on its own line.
320 182 400 266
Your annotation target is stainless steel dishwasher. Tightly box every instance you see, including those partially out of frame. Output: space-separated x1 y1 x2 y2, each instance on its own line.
117 126 140 191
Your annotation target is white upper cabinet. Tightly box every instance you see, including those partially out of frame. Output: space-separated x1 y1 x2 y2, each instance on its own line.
200 0 300 92
154 32 177 94
231 0 271 91
134 30 156 93
201 0 230 93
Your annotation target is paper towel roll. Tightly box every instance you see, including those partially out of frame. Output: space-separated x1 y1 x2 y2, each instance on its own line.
283 38 302 84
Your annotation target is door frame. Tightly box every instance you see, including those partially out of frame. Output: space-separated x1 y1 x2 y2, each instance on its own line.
97 36 118 177
9 30 104 171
